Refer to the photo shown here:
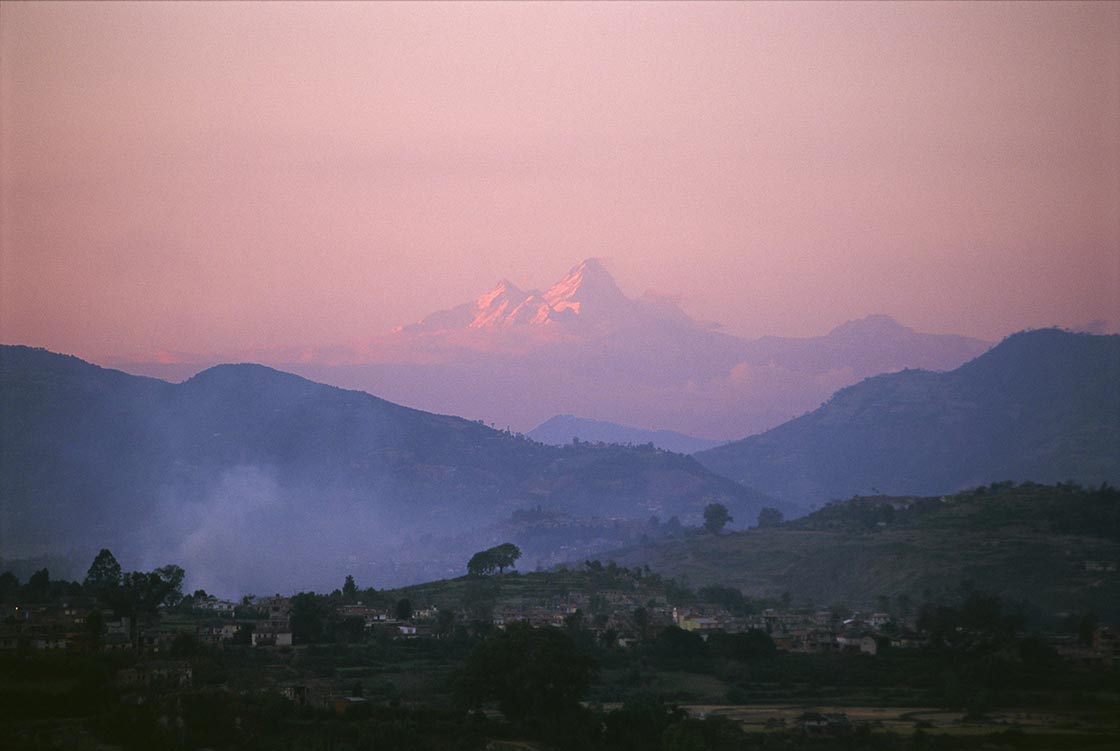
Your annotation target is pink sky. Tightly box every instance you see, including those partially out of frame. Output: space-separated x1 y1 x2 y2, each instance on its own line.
2 1 1118 361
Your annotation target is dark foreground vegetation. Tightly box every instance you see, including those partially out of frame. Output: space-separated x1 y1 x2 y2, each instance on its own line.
2 618 1119 750
3 540 1120 751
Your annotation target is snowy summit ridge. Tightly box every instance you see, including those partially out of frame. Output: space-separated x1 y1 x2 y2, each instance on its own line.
403 258 647 334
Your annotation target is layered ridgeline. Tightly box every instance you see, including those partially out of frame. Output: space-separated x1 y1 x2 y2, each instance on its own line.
696 330 1120 508
528 415 723 454
0 346 774 594
609 482 1120 621
109 259 991 440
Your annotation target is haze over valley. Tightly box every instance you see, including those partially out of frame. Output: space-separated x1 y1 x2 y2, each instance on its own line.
2 4 1119 749
2 326 1115 596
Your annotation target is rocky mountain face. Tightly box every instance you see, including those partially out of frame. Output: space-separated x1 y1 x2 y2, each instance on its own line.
695 329 1120 508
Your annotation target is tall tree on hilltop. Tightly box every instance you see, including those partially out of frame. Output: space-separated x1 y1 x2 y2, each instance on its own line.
703 503 732 534
83 549 122 599
467 543 523 576
493 543 522 574
468 549 497 576
343 574 358 601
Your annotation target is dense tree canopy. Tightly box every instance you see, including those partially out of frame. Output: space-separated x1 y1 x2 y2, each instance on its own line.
103 565 185 618
467 543 522 576
703 503 732 534
757 506 784 528
83 548 122 597
456 622 598 728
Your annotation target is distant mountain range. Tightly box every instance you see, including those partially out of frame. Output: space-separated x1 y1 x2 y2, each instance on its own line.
695 329 1120 508
528 415 723 454
4 328 1113 595
108 259 992 440
0 345 773 594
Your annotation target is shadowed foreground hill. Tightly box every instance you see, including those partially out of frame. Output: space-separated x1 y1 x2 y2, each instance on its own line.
0 345 774 591
609 481 1120 621
696 329 1120 507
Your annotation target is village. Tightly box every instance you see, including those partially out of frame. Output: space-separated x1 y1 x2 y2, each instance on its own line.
3 558 1120 750
4 563 1117 670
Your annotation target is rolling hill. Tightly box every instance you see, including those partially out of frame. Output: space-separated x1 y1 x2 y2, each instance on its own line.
608 481 1120 621
0 345 775 593
695 329 1120 507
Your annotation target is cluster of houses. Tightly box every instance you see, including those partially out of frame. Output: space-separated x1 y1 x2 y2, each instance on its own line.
0 600 195 654
3 588 1119 671
0 595 294 653
673 607 916 656
194 595 294 646
475 585 916 656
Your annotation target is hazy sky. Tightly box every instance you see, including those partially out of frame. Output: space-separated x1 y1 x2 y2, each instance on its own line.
3 1 1118 361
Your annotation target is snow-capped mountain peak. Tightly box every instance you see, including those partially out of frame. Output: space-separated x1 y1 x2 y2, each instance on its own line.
543 258 626 316
469 278 531 329
399 257 674 334
476 278 525 309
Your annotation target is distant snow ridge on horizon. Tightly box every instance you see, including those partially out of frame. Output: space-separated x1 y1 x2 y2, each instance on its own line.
106 257 996 442
396 258 677 334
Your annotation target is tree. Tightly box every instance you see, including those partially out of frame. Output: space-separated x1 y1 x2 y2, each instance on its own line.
456 622 598 728
697 585 753 616
707 629 776 661
84 609 105 649
1077 613 1098 647
757 507 784 528
97 563 185 646
564 609 584 632
653 626 706 661
703 503 732 534
492 543 522 574
342 574 358 601
26 568 51 599
467 543 522 576
84 549 122 598
631 607 651 641
436 608 456 638
0 572 18 601
604 695 686 751
395 598 412 621
467 550 497 577
291 592 326 644
106 565 185 618
335 616 365 644
153 565 185 608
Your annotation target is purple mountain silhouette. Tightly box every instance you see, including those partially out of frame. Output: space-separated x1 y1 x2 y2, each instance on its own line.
110 260 991 440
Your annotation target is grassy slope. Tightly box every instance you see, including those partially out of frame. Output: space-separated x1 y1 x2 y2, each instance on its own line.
606 483 1120 620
